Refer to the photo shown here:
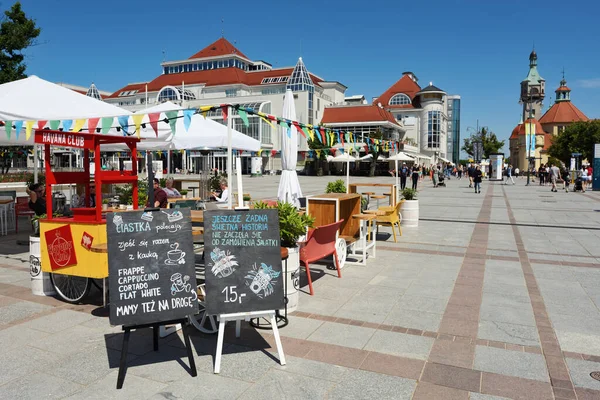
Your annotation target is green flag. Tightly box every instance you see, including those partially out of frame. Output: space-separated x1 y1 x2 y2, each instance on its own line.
101 117 113 134
165 111 178 135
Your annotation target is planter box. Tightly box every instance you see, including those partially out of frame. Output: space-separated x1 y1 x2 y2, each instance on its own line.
401 199 419 227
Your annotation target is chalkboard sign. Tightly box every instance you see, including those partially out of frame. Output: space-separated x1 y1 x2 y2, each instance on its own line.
204 209 284 315
107 208 198 326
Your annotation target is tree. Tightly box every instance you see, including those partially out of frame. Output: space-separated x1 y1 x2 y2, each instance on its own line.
364 129 385 177
462 127 505 159
548 121 600 166
0 2 40 174
0 2 40 83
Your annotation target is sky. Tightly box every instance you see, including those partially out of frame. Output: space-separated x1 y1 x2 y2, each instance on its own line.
9 0 600 156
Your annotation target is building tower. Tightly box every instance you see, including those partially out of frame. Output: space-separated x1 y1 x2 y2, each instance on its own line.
520 50 545 121
539 72 589 136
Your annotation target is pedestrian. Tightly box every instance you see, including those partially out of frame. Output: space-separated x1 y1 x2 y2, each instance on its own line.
473 166 483 193
539 164 546 186
562 166 570 192
549 163 561 192
467 164 475 188
458 166 463 180
515 167 520 178
411 165 420 190
400 162 408 190
432 166 439 187
581 165 589 192
505 164 515 185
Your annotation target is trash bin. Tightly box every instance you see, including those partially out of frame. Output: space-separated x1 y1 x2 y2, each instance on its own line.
30 236 56 296
280 246 300 314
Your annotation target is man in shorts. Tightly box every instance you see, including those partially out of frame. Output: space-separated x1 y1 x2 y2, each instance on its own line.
549 163 561 192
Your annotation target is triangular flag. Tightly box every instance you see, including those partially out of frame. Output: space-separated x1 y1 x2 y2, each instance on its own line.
221 105 228 121
101 117 113 134
88 118 99 134
37 120 47 130
199 105 211 119
165 111 178 135
238 108 249 127
14 121 23 139
260 116 274 129
118 116 129 135
4 120 11 139
339 148 344 154
49 120 60 130
25 121 34 140
73 119 86 132
148 113 160 136
62 120 73 132
183 109 195 132
315 149 321 158
132 114 144 138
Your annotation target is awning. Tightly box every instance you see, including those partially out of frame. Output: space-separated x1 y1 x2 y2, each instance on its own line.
439 157 451 163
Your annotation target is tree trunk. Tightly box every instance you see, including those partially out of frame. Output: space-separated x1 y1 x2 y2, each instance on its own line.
369 159 376 177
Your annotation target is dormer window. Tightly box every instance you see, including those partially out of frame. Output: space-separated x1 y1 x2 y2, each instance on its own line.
389 93 411 105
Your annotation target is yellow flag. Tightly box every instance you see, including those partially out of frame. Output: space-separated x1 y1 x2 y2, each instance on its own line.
199 105 212 118
349 132 354 143
73 119 86 133
260 116 274 129
315 150 321 158
132 114 144 138
25 121 35 140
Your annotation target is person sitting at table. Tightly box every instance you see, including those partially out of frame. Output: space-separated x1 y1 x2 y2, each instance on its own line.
147 178 168 208
162 178 182 198
26 183 47 216
211 179 229 204
77 182 96 208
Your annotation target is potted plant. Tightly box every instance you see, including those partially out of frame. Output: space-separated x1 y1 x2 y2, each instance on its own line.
254 201 314 312
180 189 188 199
102 199 109 211
243 195 251 207
400 188 419 227
325 179 346 194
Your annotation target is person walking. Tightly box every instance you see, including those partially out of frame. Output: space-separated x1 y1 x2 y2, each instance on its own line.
411 165 420 190
562 166 571 192
473 166 483 193
549 163 561 192
515 167 520 178
505 164 515 185
400 163 408 190
467 164 475 188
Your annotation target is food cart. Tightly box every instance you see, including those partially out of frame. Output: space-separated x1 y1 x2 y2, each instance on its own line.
35 129 140 303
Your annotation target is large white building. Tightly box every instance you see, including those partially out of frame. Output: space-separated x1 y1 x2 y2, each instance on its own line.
104 38 347 172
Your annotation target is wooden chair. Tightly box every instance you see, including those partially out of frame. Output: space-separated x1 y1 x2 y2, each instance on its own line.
375 200 404 242
299 220 344 295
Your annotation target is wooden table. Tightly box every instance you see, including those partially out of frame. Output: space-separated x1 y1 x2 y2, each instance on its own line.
345 213 378 266
306 193 361 239
167 197 201 203
349 183 397 207
0 199 13 204
191 210 204 223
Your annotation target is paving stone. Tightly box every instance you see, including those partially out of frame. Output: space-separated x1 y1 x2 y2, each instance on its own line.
307 321 376 349
272 355 349 382
240 368 336 398
382 306 443 332
327 368 416 400
404 283 454 299
0 344 66 386
555 330 600 356
63 370 168 399
21 308 95 333
479 304 536 327
147 371 250 400
31 325 106 356
481 292 531 309
483 282 530 297
0 324 51 351
565 357 600 390
364 330 434 360
474 345 549 382
394 294 449 314
469 393 511 400
0 299 53 325
0 371 83 399
478 320 540 346
412 381 469 399
276 315 324 340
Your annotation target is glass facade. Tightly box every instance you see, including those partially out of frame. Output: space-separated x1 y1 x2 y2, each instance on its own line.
427 111 441 149
156 86 196 103
287 58 315 124
207 102 273 145
447 97 461 163
163 58 248 75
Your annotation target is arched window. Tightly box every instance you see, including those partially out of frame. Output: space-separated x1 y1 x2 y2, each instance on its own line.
157 86 180 103
389 93 411 105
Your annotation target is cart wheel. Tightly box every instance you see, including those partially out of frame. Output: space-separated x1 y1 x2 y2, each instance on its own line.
50 274 91 304
188 284 218 334
335 238 347 269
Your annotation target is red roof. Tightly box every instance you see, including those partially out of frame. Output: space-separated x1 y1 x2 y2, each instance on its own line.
321 105 400 126
105 82 148 99
374 74 421 108
509 118 553 150
539 101 588 124
556 85 571 92
188 38 248 60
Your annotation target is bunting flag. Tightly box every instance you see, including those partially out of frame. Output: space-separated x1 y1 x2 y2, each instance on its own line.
221 105 228 121
117 116 129 135
339 148 344 154
270 150 277 157
37 120 47 130
238 108 249 127
165 111 178 135
73 119 86 132
4 120 11 139
306 127 314 141
62 120 73 132
260 115 275 129
315 149 321 158
88 118 100 134
49 120 60 130
25 121 34 140
101 117 113 134
132 114 144 138
183 109 195 131
199 105 211 119
148 113 160 136
13 121 23 139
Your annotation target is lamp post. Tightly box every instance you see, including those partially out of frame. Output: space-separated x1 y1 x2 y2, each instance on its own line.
525 102 534 186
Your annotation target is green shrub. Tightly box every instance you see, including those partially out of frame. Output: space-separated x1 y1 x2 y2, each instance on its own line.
115 179 148 207
325 179 346 194
254 201 315 248
401 188 418 200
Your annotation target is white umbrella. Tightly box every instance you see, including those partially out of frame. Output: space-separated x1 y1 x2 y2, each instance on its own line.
277 89 303 207
329 152 357 193
386 152 416 193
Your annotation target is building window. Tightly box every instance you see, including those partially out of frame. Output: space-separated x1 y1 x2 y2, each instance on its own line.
389 93 411 105
427 111 441 149
225 89 239 98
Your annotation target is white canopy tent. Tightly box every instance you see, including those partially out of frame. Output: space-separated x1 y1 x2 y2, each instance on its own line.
277 90 303 207
329 152 357 193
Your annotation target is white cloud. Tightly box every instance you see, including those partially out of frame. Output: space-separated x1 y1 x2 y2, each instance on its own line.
575 78 600 88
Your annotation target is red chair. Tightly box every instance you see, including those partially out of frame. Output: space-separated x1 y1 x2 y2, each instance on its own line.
15 197 34 233
299 220 344 295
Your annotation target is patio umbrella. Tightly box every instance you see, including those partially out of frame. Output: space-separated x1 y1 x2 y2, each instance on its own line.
277 89 303 207
386 152 416 191
329 152 357 193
